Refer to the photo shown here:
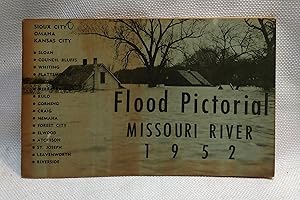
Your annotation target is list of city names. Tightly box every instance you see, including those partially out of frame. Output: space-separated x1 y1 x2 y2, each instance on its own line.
30 21 75 165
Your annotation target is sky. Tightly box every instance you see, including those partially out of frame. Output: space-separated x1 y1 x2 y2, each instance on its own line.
24 18 268 77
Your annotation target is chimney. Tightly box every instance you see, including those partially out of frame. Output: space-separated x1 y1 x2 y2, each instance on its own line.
93 58 97 64
83 59 87 65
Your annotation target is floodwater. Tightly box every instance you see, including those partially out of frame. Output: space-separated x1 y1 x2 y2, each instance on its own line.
23 85 275 177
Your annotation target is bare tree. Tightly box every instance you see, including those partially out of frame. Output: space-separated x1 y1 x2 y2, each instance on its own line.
209 22 259 67
78 19 207 86
244 18 276 89
244 18 276 58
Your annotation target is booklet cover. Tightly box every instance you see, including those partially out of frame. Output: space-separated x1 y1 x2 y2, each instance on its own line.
22 18 275 178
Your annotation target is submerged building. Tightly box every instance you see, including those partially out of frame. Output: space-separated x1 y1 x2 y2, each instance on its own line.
51 58 122 90
165 69 212 86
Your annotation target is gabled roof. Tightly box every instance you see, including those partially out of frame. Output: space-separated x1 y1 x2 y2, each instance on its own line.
177 70 212 86
177 70 201 85
189 71 212 86
52 64 94 88
100 64 122 86
51 63 122 88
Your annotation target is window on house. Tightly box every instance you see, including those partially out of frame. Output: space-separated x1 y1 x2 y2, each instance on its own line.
100 72 105 83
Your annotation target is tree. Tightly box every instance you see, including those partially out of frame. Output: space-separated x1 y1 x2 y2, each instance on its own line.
203 21 261 85
78 19 207 86
180 20 272 86
245 18 276 89
244 18 275 58
209 22 260 67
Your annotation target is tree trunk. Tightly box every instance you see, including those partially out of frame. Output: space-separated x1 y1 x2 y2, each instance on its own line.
147 66 157 87
262 47 275 90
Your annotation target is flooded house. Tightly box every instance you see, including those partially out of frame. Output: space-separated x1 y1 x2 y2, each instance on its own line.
51 58 122 90
165 69 212 86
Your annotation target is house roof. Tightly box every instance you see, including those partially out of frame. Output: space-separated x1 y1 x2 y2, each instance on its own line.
101 64 122 86
189 71 212 86
52 63 121 88
177 70 212 86
177 70 201 85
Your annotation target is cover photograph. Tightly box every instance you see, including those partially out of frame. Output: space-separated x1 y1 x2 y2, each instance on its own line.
21 18 275 178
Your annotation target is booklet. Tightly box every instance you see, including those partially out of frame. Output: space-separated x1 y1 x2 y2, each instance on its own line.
22 18 275 178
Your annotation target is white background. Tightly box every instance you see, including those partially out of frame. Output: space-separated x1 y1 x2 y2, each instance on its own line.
0 0 299 199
